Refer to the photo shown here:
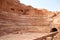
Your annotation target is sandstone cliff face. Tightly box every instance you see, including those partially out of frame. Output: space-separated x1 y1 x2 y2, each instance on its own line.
0 0 56 16
0 0 28 15
0 0 60 38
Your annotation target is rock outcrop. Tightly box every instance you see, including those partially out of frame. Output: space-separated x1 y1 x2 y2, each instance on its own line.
0 0 60 38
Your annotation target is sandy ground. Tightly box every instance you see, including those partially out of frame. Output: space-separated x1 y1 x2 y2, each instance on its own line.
0 33 53 40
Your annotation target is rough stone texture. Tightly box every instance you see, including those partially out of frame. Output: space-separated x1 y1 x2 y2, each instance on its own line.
0 0 60 40
0 11 52 36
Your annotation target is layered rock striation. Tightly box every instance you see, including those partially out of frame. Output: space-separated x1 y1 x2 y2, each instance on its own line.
0 0 60 37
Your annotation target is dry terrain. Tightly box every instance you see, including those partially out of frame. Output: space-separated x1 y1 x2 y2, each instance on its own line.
0 0 60 40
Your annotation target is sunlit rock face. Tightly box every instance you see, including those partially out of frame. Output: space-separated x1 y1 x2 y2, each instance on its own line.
0 0 27 14
0 0 60 37
0 0 20 10
53 13 60 26
0 0 56 16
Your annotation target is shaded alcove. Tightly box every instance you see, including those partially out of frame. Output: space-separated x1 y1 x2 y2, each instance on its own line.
50 28 58 32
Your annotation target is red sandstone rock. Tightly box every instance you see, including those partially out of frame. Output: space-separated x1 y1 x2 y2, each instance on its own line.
0 0 60 36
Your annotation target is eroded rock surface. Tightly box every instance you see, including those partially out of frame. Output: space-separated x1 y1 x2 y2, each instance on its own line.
0 1 60 39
